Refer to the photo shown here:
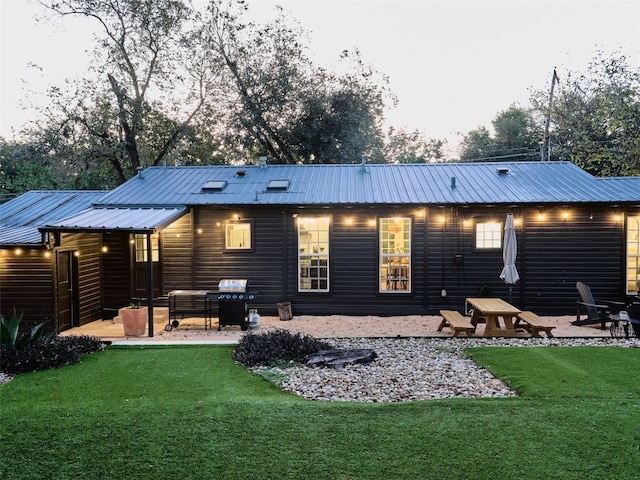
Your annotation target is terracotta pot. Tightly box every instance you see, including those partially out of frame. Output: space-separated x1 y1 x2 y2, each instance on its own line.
121 307 148 336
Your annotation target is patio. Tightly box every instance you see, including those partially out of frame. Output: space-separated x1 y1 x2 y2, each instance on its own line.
61 312 616 343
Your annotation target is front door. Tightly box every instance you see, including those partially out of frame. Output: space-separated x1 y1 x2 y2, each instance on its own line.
56 250 78 331
132 234 162 299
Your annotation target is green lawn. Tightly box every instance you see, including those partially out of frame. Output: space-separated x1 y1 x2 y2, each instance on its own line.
1 344 639 480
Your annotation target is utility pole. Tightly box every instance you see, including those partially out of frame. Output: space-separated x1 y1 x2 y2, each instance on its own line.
542 68 559 161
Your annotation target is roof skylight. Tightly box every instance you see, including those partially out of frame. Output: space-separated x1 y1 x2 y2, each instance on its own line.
202 180 227 191
266 179 290 191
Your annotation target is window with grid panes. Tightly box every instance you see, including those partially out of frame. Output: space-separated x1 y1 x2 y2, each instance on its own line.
379 218 411 293
134 234 159 262
297 217 330 292
475 222 502 249
627 216 640 295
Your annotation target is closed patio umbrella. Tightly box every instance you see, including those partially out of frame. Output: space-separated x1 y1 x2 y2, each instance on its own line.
499 213 520 303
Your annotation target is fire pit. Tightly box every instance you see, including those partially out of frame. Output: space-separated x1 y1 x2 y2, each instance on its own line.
207 279 259 331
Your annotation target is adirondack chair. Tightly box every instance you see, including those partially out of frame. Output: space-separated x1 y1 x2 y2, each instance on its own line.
573 281 625 330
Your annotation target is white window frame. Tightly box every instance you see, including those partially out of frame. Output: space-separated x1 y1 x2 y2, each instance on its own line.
475 221 502 249
626 216 640 295
225 222 252 251
134 234 159 262
297 217 330 292
379 217 411 293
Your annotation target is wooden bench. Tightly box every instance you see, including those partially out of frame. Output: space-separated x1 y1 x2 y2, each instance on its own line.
437 310 476 337
515 311 555 337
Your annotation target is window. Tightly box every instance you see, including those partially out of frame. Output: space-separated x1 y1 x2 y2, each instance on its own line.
225 223 252 250
475 221 502 249
380 218 411 293
298 217 330 292
134 234 159 262
627 216 640 295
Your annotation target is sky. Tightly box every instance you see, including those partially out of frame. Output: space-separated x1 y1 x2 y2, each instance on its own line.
1 0 639 156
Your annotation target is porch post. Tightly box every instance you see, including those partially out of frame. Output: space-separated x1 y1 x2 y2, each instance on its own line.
146 232 154 337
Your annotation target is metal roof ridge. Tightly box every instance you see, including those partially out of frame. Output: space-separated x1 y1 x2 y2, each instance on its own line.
91 203 187 209
139 160 576 169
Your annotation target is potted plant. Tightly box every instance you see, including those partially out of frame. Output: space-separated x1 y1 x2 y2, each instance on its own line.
121 302 148 336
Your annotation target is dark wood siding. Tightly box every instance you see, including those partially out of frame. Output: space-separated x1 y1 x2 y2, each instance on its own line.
190 208 286 314
101 233 131 317
425 205 631 316
179 207 430 316
0 248 55 329
294 208 427 315
155 204 636 318
521 206 625 314
163 213 194 292
425 207 521 314
60 233 102 326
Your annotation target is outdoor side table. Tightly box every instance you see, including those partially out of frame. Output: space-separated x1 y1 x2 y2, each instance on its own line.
166 290 211 331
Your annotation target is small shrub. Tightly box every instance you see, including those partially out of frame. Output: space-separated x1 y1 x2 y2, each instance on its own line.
233 329 333 367
0 335 105 375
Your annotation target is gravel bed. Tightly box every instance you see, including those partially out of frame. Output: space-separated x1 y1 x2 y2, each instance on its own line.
252 337 639 402
0 372 12 386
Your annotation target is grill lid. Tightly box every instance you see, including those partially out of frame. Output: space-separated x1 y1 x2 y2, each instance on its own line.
218 279 247 292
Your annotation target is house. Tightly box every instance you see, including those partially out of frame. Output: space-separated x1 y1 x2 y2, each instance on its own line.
0 190 107 329
2 161 639 335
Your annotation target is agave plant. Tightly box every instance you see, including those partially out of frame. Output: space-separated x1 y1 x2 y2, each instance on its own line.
0 310 54 349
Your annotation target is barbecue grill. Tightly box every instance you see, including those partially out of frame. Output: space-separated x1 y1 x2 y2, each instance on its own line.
207 279 259 331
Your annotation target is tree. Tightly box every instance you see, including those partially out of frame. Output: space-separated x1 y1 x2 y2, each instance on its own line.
6 0 446 189
458 126 494 161
492 105 541 156
0 137 76 194
381 127 446 164
198 1 394 164
458 105 541 161
39 0 218 183
531 52 640 176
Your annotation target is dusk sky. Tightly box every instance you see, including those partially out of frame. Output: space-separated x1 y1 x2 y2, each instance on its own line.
1 0 638 156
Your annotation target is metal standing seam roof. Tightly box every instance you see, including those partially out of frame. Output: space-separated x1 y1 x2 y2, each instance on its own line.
40 206 188 234
0 225 47 246
95 161 640 207
0 190 107 246
5 163 639 241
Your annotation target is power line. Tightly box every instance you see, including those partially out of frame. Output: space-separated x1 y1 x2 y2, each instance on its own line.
459 149 542 163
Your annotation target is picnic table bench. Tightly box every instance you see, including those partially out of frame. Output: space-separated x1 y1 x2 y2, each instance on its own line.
514 311 555 337
437 310 476 337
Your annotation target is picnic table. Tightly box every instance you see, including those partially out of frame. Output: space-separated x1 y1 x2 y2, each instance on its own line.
467 297 521 337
